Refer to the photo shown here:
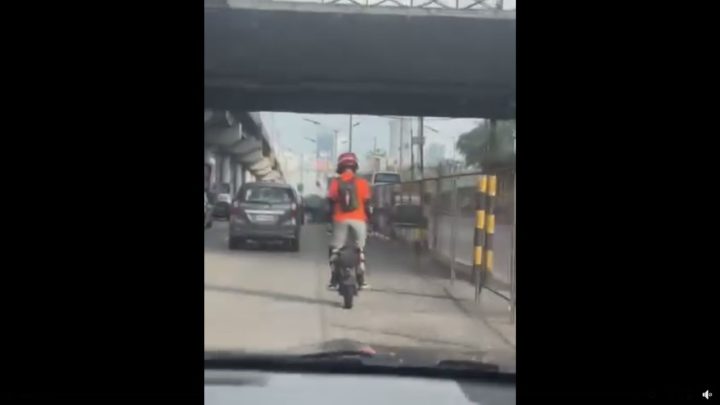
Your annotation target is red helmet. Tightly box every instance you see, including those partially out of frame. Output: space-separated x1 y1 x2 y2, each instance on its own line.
336 152 359 173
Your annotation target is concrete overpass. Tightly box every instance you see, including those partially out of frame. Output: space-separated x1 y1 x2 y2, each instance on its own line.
205 0 515 119
205 110 284 194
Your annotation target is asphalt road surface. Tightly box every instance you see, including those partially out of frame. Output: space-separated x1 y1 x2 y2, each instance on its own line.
205 221 515 365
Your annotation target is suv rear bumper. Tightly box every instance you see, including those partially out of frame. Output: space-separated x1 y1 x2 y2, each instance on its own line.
229 223 299 239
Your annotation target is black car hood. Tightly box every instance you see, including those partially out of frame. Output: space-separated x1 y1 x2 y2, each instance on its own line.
206 338 515 374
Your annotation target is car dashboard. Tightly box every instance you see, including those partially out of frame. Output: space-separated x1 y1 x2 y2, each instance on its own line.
205 369 515 405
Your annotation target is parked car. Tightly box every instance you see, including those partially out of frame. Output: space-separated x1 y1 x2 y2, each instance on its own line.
228 182 304 251
204 192 213 229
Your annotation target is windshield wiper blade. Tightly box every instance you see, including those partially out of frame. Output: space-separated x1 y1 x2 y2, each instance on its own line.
299 349 375 359
436 359 500 373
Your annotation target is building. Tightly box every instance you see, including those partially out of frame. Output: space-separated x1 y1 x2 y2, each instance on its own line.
278 150 324 196
363 149 388 173
426 143 446 167
315 131 335 173
388 117 413 170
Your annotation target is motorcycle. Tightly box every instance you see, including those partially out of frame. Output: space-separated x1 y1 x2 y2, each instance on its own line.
330 230 366 309
333 248 360 309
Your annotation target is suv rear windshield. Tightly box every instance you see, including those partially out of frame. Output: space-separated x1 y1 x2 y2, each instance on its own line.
242 186 293 204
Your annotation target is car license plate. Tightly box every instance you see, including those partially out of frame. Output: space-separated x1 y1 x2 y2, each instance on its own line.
254 214 275 222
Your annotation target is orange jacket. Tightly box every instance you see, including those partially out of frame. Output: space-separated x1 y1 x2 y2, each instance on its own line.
327 171 371 222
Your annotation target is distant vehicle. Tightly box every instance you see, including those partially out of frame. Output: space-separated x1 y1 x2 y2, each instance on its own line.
204 192 213 229
302 194 327 223
228 182 304 251
212 192 233 219
369 171 401 185
359 172 402 185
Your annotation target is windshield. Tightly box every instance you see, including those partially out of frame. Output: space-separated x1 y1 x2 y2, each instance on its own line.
205 112 516 375
243 186 292 204
204 0 515 378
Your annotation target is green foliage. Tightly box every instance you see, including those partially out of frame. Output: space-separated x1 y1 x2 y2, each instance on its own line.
456 120 515 171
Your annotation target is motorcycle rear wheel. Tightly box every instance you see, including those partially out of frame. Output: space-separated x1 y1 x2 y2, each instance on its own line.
340 285 355 309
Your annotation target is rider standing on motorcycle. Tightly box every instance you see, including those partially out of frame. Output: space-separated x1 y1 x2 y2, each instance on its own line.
327 152 371 290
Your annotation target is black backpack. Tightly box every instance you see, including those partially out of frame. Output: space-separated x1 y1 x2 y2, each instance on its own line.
337 177 359 212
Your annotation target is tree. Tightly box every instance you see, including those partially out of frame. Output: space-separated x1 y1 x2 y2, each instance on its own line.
456 120 515 171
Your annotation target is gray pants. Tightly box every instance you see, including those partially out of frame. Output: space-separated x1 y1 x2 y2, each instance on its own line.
329 220 368 285
330 219 367 252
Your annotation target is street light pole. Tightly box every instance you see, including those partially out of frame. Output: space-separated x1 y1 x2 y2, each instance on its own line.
300 152 305 190
419 117 425 179
304 136 319 183
348 115 353 152
410 124 415 181
304 116 360 162
398 118 404 171
333 130 339 163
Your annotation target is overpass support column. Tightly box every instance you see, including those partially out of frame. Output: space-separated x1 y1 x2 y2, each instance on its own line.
204 149 218 188
220 154 232 186
230 159 238 195
231 161 244 194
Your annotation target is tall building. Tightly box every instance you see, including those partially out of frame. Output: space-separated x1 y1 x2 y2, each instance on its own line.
388 117 413 170
362 149 388 173
279 150 322 196
315 131 335 172
426 143 446 167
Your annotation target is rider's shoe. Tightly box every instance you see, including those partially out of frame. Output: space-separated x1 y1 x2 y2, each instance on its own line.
358 260 369 290
328 268 339 290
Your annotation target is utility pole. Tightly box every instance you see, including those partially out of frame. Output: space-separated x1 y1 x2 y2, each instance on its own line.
418 117 425 179
348 114 353 152
316 138 320 183
304 135 320 183
410 125 415 181
300 152 305 189
398 118 404 171
332 130 338 164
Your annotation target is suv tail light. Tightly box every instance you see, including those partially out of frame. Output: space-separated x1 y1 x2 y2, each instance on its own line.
230 201 243 218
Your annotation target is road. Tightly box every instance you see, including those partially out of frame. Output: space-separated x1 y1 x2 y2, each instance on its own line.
205 221 515 366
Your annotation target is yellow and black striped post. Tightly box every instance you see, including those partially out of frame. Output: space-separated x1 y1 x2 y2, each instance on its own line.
472 175 488 302
485 175 498 284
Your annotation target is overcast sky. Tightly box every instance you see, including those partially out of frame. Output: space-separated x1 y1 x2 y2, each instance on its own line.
261 112 481 161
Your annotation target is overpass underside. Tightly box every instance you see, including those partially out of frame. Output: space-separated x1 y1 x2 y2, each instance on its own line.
205 0 515 119
205 110 284 192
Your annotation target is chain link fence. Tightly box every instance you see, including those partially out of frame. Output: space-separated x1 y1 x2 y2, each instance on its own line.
371 169 515 320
